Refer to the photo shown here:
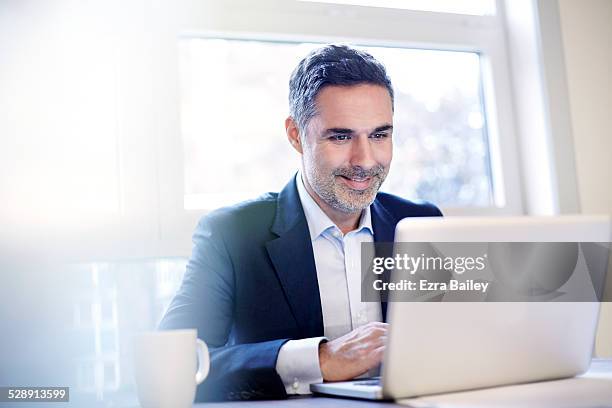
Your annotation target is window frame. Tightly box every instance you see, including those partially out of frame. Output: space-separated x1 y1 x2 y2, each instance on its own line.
155 0 523 248
51 0 524 259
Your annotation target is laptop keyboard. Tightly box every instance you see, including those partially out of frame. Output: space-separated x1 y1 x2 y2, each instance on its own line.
353 379 381 386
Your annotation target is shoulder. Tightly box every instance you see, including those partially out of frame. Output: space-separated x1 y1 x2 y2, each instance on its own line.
375 191 443 219
197 192 279 234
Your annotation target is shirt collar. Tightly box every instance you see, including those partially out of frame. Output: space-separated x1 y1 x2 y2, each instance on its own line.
295 171 373 240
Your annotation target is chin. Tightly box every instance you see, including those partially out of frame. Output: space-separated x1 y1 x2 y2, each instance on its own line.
334 191 377 212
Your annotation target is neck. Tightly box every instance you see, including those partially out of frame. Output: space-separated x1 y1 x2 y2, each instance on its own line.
302 175 362 235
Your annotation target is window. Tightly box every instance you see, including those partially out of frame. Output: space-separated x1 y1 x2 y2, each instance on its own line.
299 0 496 16
68 259 187 399
180 40 307 210
2 0 525 261
180 39 494 209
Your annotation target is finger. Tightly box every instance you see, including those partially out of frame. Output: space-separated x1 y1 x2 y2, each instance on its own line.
363 335 386 353
367 322 389 334
367 321 389 328
363 345 386 368
363 326 387 340
373 345 385 362
361 335 387 354
374 335 387 348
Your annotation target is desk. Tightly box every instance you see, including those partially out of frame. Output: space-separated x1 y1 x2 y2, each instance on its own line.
196 359 612 408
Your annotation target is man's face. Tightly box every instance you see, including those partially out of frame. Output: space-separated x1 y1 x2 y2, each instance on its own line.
300 84 393 214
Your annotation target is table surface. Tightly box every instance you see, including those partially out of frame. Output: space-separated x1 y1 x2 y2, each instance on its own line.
196 359 612 408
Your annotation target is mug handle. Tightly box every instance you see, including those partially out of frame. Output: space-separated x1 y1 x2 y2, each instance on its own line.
195 338 210 385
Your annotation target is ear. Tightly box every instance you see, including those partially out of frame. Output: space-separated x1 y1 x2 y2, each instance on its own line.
285 116 303 154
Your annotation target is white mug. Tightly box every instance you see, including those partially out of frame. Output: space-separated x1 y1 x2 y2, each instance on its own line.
133 329 209 408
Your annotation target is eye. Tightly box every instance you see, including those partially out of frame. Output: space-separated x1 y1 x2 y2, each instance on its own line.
330 134 351 142
371 132 389 140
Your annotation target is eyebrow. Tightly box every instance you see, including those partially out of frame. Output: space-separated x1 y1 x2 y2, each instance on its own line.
323 128 354 135
322 124 394 136
372 125 393 134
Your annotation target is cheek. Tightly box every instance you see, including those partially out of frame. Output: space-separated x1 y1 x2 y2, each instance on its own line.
374 143 393 167
311 145 350 170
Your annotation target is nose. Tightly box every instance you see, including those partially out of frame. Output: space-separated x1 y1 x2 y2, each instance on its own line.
349 134 377 169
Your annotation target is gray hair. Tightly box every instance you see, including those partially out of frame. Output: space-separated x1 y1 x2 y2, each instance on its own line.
288 44 394 134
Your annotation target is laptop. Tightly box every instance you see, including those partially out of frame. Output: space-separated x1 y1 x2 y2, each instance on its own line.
311 215 611 400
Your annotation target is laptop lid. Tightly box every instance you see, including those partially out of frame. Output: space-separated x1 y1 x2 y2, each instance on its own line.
381 215 611 399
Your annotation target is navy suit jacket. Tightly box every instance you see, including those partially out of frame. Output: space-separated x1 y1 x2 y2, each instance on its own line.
158 177 442 401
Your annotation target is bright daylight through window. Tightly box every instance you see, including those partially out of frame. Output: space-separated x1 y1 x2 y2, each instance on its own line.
298 0 496 16
180 39 493 210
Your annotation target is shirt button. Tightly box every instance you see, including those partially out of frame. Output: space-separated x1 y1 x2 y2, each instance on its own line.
292 378 299 390
332 230 341 238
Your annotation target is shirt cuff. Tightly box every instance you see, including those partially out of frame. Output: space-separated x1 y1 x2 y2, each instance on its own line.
275 336 327 395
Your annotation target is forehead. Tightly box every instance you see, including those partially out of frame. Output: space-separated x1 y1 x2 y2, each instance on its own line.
312 84 393 129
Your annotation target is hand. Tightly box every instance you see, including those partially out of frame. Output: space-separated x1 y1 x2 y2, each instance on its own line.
318 322 388 382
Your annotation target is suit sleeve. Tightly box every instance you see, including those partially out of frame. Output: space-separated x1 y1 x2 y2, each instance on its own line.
158 216 290 401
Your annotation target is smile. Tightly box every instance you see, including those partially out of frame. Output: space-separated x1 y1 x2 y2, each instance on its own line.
338 175 373 191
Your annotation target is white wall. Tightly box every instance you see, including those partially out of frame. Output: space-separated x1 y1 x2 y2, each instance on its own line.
558 0 612 215
557 0 612 357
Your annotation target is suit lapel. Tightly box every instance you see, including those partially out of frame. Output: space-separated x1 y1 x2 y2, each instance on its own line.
265 180 398 332
372 199 396 244
371 199 397 322
265 177 324 338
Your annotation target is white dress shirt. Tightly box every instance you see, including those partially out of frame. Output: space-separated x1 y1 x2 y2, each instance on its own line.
275 173 382 394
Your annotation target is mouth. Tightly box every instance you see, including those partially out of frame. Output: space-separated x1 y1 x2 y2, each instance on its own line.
338 175 374 191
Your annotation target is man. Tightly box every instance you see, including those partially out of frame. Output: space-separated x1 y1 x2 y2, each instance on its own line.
159 44 442 401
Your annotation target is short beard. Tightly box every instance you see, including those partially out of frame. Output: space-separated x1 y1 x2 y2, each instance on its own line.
306 164 388 214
